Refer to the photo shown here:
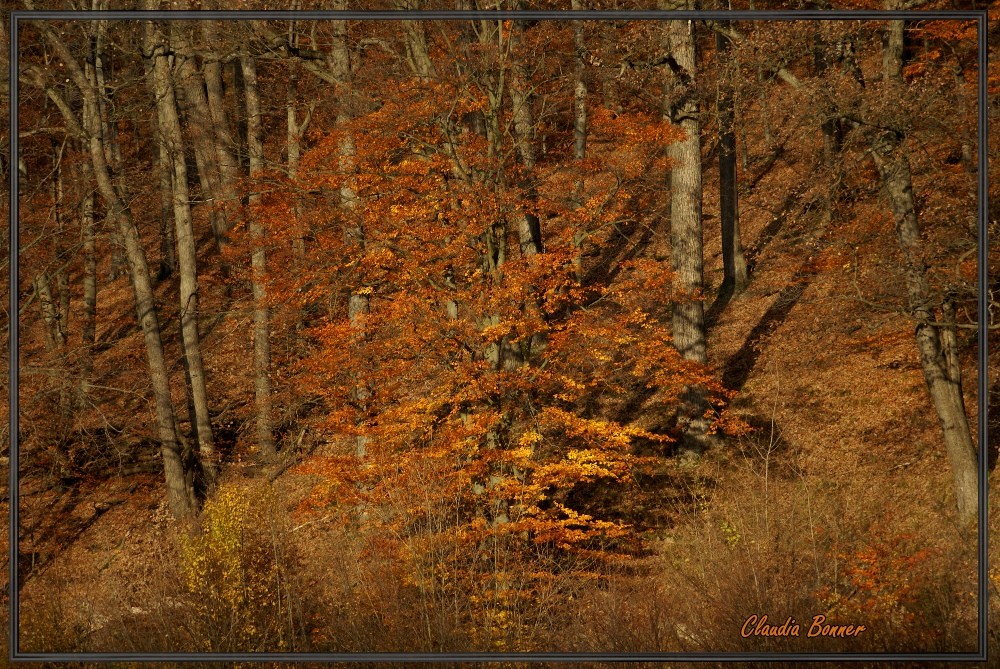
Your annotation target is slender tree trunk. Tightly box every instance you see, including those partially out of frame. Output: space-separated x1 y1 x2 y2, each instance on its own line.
154 117 178 278
202 22 241 238
147 19 217 487
507 14 546 362
664 14 711 456
33 268 72 476
51 142 73 421
286 71 310 263
79 161 97 391
241 53 278 461
716 27 748 297
172 24 228 252
90 17 126 281
872 19 977 526
508 32 536 174
813 24 846 223
285 65 316 348
286 0 304 268
78 76 193 516
569 0 589 283
33 272 64 351
52 145 71 341
571 1 588 167
318 4 371 459
479 59 509 371
137 54 178 280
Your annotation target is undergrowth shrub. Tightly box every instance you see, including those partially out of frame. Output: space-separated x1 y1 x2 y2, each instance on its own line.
177 480 305 652
567 446 979 659
18 571 94 654
292 470 590 654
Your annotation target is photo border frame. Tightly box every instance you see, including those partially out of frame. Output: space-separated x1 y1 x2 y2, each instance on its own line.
7 7 990 663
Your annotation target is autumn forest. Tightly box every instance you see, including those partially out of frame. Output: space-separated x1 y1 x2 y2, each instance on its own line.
4 1 1000 661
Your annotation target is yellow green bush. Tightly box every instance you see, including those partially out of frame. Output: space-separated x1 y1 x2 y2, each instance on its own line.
179 481 297 652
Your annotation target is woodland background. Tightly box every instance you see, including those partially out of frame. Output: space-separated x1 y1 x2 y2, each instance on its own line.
2 0 1000 665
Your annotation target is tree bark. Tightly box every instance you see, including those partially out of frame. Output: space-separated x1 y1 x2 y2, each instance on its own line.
716 27 748 297
330 8 371 460
147 19 217 488
172 24 228 252
79 161 97 390
154 113 178 279
664 19 706 365
241 53 277 462
33 272 64 351
52 145 71 342
89 16 126 281
664 14 712 456
571 1 588 166
395 0 435 80
569 0 589 283
286 70 313 263
811 24 846 226
872 19 977 527
507 14 546 361
201 21 241 236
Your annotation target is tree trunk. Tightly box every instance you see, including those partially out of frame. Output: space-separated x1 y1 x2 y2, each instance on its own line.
94 18 128 281
172 24 228 252
665 19 706 365
88 101 193 517
137 53 178 281
286 71 312 263
569 0 589 283
571 1 588 166
241 53 278 462
33 272 64 351
52 146 71 342
508 14 546 361
664 15 711 456
148 20 217 487
51 142 74 421
79 161 97 390
871 19 977 526
201 21 241 235
874 136 978 526
812 24 846 220
395 0 435 80
154 115 178 279
285 64 316 349
330 9 371 461
716 27 748 297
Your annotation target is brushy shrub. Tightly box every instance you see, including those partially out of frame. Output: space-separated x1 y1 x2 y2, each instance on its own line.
562 443 979 663
177 480 305 652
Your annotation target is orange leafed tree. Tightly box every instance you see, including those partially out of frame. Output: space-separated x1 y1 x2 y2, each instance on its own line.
243 25 743 645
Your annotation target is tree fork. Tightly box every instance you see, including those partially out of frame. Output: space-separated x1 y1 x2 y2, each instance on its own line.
871 18 977 527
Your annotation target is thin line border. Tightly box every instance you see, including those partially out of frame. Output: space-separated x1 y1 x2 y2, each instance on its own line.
7 8 989 663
